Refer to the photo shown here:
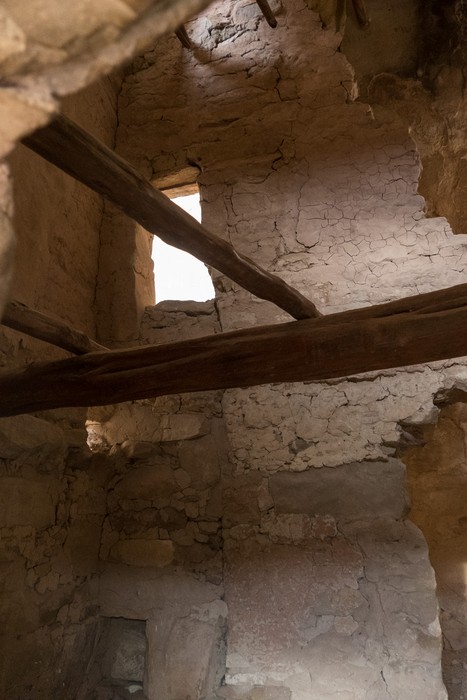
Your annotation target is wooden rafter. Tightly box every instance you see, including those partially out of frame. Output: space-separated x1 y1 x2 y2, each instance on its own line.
2 283 467 417
1 300 107 355
22 115 319 321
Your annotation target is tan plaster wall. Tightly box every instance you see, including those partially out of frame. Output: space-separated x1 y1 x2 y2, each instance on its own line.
405 404 467 700
87 300 227 700
0 76 122 698
0 0 215 319
7 75 120 341
1 1 467 699
102 0 467 698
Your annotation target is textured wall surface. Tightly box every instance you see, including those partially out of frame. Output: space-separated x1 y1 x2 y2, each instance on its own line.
0 0 214 318
406 404 467 700
107 0 467 697
1 0 467 698
0 77 121 698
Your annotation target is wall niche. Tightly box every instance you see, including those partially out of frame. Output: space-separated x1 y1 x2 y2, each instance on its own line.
80 617 148 700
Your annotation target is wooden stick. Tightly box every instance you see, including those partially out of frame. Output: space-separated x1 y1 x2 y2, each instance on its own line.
22 115 319 321
176 25 192 48
2 283 467 417
256 0 278 27
352 0 370 27
1 300 108 355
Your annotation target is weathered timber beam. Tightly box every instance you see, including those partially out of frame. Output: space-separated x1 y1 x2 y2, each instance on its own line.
22 115 319 321
256 0 278 28
2 283 467 417
176 25 192 48
1 300 108 355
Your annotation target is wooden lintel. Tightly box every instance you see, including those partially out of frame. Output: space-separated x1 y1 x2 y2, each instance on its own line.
256 0 278 28
176 25 192 48
1 300 107 355
22 115 319 321
2 283 467 417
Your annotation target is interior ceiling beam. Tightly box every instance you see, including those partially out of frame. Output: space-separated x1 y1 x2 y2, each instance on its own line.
1 283 467 417
1 300 107 355
21 115 320 321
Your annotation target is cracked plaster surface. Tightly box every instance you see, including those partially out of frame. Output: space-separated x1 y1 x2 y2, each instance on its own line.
108 0 467 696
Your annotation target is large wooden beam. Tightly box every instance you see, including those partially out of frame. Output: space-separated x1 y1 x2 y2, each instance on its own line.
22 115 319 321
2 284 467 417
1 300 107 355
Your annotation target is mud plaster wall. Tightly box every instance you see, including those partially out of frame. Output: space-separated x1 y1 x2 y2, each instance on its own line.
0 76 122 699
2 2 467 700
88 0 467 698
0 0 215 316
86 301 227 700
405 403 467 700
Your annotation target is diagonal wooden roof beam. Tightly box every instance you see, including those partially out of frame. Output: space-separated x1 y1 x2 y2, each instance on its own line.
1 283 467 417
1 300 108 355
21 115 319 321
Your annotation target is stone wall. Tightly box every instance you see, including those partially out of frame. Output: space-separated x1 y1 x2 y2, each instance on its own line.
0 77 122 698
0 0 215 316
1 0 467 698
87 300 227 700
405 403 467 700
111 0 467 697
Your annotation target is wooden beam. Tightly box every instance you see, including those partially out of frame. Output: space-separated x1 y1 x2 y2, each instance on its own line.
176 25 192 48
2 283 467 417
256 0 278 28
22 115 319 321
1 300 108 355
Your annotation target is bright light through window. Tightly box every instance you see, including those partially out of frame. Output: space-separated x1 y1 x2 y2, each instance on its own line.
152 193 215 303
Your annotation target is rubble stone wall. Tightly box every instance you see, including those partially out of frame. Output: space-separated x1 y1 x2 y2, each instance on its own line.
405 403 467 700
2 0 467 699
111 0 467 698
0 77 121 698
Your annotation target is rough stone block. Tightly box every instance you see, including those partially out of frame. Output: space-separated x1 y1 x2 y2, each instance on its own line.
113 464 178 503
179 434 221 489
269 459 408 522
0 477 56 529
0 415 65 471
109 539 174 568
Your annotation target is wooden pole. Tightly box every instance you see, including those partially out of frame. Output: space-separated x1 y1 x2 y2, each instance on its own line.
2 283 467 416
256 0 278 28
176 25 192 48
22 115 319 321
352 0 370 27
1 300 107 355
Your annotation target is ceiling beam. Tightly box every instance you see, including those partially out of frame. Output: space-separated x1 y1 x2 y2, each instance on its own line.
22 115 320 321
1 300 107 355
1 283 467 417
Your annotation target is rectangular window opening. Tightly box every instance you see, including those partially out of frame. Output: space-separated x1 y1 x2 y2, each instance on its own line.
152 184 215 303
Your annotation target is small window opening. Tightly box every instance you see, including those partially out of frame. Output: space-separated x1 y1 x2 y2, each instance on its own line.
152 187 215 303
